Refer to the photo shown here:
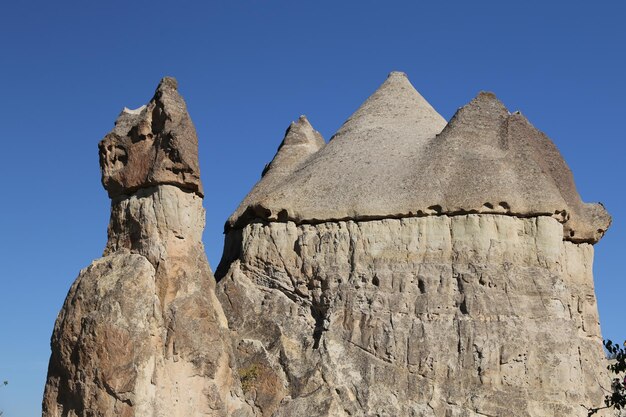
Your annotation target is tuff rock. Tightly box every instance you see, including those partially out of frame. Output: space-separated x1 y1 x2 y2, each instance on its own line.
228 72 610 244
99 77 203 198
217 215 608 416
43 80 250 417
45 73 612 417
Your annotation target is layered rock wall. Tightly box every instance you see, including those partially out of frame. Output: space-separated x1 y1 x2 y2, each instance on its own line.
217 215 608 416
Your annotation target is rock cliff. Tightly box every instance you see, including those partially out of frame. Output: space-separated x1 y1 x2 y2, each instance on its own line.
45 73 611 417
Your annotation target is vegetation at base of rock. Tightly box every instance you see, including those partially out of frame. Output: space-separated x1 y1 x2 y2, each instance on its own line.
586 340 626 416
1 380 7 417
239 364 260 393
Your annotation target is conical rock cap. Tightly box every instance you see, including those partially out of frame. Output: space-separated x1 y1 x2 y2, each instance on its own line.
227 73 610 243
228 116 325 228
227 71 447 229
410 91 610 242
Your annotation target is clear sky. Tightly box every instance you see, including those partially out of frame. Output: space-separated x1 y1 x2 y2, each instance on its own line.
0 1 624 415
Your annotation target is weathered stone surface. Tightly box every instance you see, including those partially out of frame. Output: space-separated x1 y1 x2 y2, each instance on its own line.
228 72 610 243
44 72 613 417
414 92 610 244
215 71 613 414
228 115 325 230
217 215 609 416
99 77 203 198
226 71 447 231
43 80 250 416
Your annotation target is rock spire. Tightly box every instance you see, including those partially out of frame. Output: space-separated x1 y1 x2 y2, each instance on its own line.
228 115 326 230
43 78 250 417
99 76 203 198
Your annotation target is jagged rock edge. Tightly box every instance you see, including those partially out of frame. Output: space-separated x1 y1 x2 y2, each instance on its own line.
227 205 608 244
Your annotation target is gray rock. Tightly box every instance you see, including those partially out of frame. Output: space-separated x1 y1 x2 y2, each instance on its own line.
44 72 613 417
228 73 610 244
216 72 612 416
228 115 325 230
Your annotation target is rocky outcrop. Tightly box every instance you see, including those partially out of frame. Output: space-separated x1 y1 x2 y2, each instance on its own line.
217 215 608 416
216 73 612 416
43 78 250 417
45 72 611 417
228 115 325 230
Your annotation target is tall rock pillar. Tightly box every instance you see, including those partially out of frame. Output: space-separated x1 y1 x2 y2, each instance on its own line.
43 78 249 417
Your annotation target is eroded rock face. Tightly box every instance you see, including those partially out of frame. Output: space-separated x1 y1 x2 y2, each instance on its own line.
216 72 612 416
45 72 612 417
217 215 609 416
99 77 203 198
43 80 250 417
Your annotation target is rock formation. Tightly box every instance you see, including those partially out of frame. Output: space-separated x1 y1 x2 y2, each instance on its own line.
43 78 250 417
226 72 609 244
45 72 612 417
217 72 611 416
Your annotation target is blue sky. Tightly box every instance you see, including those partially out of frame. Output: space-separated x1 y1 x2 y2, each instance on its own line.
0 1 624 415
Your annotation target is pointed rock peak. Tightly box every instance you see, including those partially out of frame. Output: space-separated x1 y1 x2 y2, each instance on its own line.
99 77 203 198
282 115 325 148
386 70 409 82
261 116 325 177
361 70 429 102
228 116 325 229
441 91 510 137
471 91 509 112
373 70 423 97
293 114 311 129
453 91 510 119
157 76 178 92
333 71 447 140
150 76 188 125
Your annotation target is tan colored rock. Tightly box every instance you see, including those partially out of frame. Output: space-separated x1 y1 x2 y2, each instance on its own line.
216 72 612 416
44 72 613 417
228 73 610 243
228 115 325 229
414 92 610 243
217 215 610 416
43 80 251 417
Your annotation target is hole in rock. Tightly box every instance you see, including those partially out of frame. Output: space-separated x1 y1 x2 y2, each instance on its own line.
427 205 442 214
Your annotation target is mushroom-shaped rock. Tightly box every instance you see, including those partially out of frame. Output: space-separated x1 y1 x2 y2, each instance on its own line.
99 76 203 198
44 78 249 416
228 115 325 229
